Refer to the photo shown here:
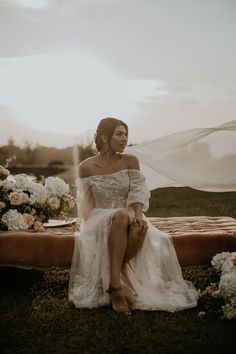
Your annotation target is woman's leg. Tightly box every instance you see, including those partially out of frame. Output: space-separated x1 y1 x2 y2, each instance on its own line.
108 210 130 312
123 221 148 263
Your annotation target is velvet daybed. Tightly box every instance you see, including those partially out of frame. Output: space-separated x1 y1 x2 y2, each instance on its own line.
0 216 236 269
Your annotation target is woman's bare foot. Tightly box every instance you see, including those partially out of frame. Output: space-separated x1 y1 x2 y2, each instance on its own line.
107 286 131 314
123 221 148 263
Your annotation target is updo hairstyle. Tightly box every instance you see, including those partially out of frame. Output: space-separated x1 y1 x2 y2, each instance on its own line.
94 117 128 152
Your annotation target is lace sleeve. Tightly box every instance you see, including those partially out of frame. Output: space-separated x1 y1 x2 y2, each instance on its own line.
76 178 95 221
126 170 150 212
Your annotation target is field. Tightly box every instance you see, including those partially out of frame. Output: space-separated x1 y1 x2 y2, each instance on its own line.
148 186 236 219
1 169 236 353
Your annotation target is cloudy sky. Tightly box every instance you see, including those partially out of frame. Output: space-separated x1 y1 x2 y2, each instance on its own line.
0 0 235 147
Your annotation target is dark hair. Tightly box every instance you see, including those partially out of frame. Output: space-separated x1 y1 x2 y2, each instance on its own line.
95 117 128 152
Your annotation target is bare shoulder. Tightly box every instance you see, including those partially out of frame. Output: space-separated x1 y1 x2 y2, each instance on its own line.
79 156 97 178
122 154 140 170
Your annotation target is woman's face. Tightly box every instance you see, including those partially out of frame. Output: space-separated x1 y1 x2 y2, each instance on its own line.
109 125 128 152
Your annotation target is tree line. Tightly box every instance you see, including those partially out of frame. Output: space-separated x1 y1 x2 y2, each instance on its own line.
0 138 95 167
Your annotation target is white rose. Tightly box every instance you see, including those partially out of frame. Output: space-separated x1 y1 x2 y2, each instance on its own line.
9 192 23 206
33 221 45 232
23 213 35 227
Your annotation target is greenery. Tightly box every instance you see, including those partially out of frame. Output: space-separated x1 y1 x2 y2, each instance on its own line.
9 165 67 178
0 187 236 353
147 187 236 219
0 139 94 168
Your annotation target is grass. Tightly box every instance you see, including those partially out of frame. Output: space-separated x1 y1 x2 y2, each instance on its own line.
1 266 234 354
1 187 236 354
148 187 236 219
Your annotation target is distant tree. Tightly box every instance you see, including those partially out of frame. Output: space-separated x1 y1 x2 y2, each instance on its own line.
7 136 15 146
0 146 6 165
78 143 95 162
0 141 96 167
23 141 38 165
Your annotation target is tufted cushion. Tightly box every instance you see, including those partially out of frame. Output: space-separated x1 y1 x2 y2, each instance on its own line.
149 216 236 266
0 216 235 269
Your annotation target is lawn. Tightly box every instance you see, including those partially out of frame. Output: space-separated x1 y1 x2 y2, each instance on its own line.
147 187 236 219
0 187 236 354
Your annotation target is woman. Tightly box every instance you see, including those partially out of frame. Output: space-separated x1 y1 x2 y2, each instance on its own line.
69 117 198 314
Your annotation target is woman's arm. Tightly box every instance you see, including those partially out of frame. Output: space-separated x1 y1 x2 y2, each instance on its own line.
126 154 145 223
132 202 144 219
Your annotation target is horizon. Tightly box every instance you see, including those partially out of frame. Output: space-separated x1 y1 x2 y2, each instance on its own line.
0 0 235 150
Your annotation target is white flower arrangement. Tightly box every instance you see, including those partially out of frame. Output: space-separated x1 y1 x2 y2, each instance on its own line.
199 251 236 320
0 157 75 232
211 252 236 315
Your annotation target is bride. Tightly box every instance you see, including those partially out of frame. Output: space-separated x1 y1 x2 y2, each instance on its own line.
68 117 198 314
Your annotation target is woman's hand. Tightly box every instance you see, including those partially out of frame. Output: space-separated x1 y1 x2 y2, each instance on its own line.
130 215 148 236
129 202 148 236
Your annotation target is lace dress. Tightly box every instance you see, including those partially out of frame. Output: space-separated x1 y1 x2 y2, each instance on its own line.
68 169 198 311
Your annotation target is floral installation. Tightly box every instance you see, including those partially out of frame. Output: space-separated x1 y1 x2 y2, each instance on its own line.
0 157 75 232
198 251 236 320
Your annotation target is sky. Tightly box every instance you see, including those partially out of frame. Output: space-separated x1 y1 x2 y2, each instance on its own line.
0 0 236 147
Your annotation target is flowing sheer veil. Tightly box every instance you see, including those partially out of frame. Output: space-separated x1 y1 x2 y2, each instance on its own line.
126 120 236 192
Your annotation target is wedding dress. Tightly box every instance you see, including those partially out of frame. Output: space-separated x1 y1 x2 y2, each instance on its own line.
68 169 198 311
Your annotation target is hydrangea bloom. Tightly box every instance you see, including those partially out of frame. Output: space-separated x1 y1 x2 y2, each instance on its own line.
219 270 236 303
13 174 34 191
1 209 28 231
211 252 231 273
45 177 69 197
29 184 48 206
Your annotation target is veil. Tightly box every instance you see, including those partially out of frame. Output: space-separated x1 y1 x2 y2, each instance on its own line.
126 120 236 192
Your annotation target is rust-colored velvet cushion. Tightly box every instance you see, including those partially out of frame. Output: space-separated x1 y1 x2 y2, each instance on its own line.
0 216 235 268
149 216 236 266
0 226 76 269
